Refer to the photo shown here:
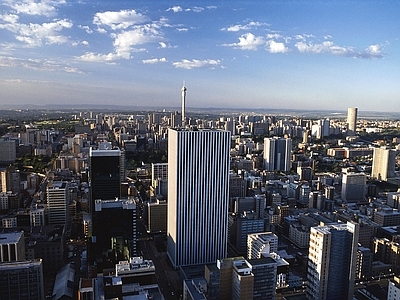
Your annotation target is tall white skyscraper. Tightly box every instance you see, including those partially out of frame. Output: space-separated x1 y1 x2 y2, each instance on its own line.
167 128 231 268
263 137 292 171
371 146 397 181
306 221 359 300
347 107 358 136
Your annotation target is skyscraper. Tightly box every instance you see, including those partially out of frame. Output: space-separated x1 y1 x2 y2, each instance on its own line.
47 181 69 226
371 146 397 181
167 128 230 268
263 137 292 172
89 146 121 211
306 221 359 300
341 171 366 203
347 107 358 136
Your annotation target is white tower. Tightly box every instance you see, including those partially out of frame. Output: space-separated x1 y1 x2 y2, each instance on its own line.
181 83 187 127
167 128 231 268
347 107 358 136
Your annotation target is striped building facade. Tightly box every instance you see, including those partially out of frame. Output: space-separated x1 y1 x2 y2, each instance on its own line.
167 129 231 268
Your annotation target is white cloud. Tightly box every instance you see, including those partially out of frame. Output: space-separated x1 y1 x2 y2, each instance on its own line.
94 10 148 31
294 34 315 41
357 44 384 59
78 25 93 34
142 57 167 64
295 41 346 54
0 14 19 23
206 6 217 9
367 44 381 55
112 25 163 59
223 33 265 50
295 40 384 59
266 40 288 53
77 52 119 62
166 6 182 13
186 6 204 13
1 18 73 47
158 42 176 49
172 59 220 69
0 55 83 73
222 21 269 32
4 0 66 17
167 6 205 13
266 33 282 39
176 28 188 32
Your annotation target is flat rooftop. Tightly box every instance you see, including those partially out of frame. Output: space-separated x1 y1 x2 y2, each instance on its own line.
0 231 23 244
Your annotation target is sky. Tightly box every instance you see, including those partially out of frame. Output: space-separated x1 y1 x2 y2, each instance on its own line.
0 0 399 112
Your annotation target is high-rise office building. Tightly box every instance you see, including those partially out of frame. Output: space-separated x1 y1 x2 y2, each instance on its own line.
371 146 397 181
347 107 358 136
89 146 121 211
248 257 278 300
0 259 44 300
91 198 137 268
167 129 230 268
306 221 359 300
247 232 279 259
341 171 366 203
263 137 292 172
47 181 69 226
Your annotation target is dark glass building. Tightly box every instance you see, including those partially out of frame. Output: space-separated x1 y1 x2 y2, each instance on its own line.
89 148 121 212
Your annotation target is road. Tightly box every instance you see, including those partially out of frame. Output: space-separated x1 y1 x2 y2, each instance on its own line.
137 220 182 299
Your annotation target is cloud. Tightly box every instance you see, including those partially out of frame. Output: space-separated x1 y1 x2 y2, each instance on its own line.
142 57 167 64
0 55 83 73
167 6 206 13
176 28 188 32
357 44 384 59
3 0 66 17
222 21 269 32
172 59 220 69
0 18 73 47
78 25 93 34
266 40 288 53
294 34 315 41
158 42 176 49
77 52 118 62
185 6 204 13
223 33 265 50
93 9 149 31
112 25 163 59
367 44 382 55
295 40 385 59
166 6 182 13
0 14 19 23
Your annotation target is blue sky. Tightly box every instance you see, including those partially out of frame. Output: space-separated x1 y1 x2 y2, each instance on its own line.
0 0 399 112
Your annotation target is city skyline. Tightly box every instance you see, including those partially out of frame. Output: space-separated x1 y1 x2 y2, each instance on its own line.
1 1 399 112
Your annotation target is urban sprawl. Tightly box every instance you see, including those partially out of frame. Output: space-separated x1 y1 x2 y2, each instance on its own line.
1 104 400 300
